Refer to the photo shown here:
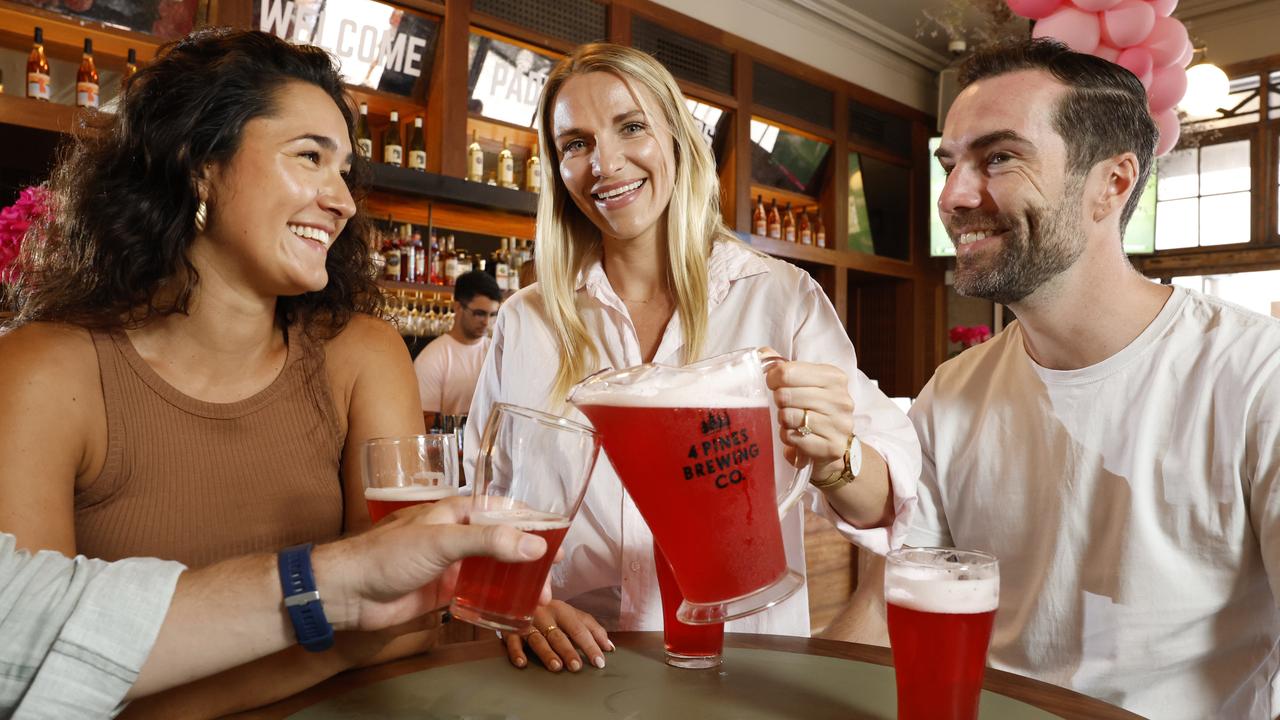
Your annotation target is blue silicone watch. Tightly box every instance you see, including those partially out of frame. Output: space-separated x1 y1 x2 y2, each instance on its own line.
277 543 335 652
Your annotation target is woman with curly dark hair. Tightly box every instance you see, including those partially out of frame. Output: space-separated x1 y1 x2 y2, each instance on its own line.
0 28 430 717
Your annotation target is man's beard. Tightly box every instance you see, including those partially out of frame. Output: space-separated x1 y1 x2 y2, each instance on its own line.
951 184 1085 305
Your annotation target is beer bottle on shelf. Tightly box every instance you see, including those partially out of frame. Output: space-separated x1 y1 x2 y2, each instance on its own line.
783 202 796 243
798 208 812 245
382 233 401 281
407 116 426 171
355 103 373 160
27 27 50 101
466 129 484 182
494 237 511 291
124 49 139 82
383 111 403 166
76 39 100 109
753 195 767 236
498 138 515 188
525 144 541 193
766 199 781 240
815 212 827 248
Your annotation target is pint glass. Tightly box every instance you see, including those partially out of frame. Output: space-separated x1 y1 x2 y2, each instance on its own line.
655 543 724 668
450 404 601 632
362 434 460 523
570 347 810 624
885 547 999 720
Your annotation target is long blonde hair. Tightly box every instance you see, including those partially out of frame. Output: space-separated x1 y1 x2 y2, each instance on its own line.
535 43 733 403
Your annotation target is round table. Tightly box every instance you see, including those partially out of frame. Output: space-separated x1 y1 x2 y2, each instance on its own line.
226 632 1144 719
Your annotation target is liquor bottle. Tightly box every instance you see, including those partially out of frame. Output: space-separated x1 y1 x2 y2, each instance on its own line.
752 195 767 236
466 130 484 182
783 202 796 243
494 237 511 291
382 234 401 281
766 199 781 239
508 238 523 290
399 224 414 282
76 39 100 109
355 103 373 160
27 27 50 101
525 144 541 193
412 230 426 283
383 111 403 166
498 138 515 188
815 212 827 248
459 249 474 275
124 49 139 82
798 208 812 245
444 235 459 285
430 234 442 285
407 117 426 171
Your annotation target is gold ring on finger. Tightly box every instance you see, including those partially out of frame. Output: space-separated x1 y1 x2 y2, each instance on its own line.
798 408 814 437
543 625 559 635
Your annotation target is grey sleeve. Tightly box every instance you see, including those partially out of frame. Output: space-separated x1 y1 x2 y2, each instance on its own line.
0 535 185 719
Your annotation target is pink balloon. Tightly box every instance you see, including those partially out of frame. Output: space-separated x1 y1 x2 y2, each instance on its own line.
1154 108 1180 156
1007 0 1065 19
1116 46 1154 87
1148 64 1188 112
1148 0 1177 16
1177 38 1195 68
1102 0 1156 48
1094 43 1122 62
1072 0 1122 9
1032 6 1102 54
1145 16 1190 67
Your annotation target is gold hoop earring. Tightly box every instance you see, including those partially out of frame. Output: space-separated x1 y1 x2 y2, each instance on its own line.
194 200 208 233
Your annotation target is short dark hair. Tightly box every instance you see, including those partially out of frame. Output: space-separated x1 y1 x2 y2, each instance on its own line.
12 28 379 335
958 39 1158 234
453 270 502 306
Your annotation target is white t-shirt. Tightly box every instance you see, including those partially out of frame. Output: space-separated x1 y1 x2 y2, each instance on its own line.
908 287 1280 719
466 239 921 636
413 333 491 417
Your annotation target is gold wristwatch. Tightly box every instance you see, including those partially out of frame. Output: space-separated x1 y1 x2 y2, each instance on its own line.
811 434 863 491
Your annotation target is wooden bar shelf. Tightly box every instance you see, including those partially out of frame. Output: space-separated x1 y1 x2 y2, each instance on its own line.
743 233 916 280
368 163 537 216
0 93 85 135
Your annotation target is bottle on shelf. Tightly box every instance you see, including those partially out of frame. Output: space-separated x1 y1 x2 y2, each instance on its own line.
783 202 796 243
798 208 812 246
407 116 426 171
498 138 515 188
815 213 827 249
525 144 541 193
399 224 414 282
383 111 403 166
444 235 459 285
412 230 426 283
355 103 373 160
508 239 524 289
27 27 50 102
766 199 781 240
124 49 139 82
382 232 401 281
466 130 484 182
753 195 767 236
494 237 511 291
76 39 100 109
430 233 443 285
459 249 474 276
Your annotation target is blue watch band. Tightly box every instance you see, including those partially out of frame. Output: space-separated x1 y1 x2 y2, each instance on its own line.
277 543 335 652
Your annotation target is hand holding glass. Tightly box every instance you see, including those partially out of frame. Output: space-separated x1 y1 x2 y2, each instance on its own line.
362 434 460 523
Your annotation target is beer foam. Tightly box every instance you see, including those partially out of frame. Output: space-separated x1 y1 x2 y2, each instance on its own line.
572 363 767 409
471 508 571 532
364 485 457 502
885 568 999 615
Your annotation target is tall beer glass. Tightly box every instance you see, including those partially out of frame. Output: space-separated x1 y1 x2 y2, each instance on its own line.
570 347 809 624
450 403 600 632
885 547 999 720
655 543 724 668
362 434 460 523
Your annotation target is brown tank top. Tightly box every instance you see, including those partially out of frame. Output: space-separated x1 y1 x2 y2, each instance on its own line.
76 325 346 567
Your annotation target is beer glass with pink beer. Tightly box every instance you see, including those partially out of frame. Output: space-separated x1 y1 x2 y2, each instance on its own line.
450 403 601 633
885 547 1000 720
570 347 810 624
655 542 724 668
362 434 460 524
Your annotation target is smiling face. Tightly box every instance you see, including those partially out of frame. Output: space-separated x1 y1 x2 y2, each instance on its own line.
196 80 356 297
551 71 677 246
936 70 1088 305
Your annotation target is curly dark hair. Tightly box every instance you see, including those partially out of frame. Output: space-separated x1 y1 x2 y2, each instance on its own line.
10 28 381 335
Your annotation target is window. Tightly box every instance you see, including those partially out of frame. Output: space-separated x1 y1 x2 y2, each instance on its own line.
1171 270 1280 318
1155 139 1251 250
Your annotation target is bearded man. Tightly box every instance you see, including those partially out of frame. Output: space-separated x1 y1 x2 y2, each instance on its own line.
825 39 1280 720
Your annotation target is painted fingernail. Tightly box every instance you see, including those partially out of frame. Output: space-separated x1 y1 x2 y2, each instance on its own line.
549 659 562 671
606 641 616 652
569 659 582 671
593 656 606 669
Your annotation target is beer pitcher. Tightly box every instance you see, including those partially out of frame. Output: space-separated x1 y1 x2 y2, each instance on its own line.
569 347 810 624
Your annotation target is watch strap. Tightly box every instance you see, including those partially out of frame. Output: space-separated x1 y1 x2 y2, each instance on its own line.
277 543 335 652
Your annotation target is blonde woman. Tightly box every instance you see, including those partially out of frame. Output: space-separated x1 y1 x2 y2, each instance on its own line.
465 43 922 672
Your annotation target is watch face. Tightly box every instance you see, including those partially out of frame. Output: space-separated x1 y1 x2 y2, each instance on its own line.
848 436 863 478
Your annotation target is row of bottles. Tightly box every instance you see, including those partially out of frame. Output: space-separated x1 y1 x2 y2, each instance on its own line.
356 104 427 170
467 130 540 192
752 195 827 248
372 223 534 292
23 27 139 107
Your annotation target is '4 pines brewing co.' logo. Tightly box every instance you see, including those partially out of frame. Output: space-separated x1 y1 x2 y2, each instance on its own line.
681 410 761 489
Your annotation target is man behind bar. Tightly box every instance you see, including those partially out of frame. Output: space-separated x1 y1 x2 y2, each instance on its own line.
828 39 1280 719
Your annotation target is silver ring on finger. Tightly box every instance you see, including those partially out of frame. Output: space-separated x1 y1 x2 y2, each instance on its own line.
798 408 814 437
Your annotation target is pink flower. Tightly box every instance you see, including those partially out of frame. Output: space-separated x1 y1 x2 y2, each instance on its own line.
0 185 51 284
948 324 993 350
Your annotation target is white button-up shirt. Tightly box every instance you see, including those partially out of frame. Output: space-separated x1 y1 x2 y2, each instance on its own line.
466 239 920 636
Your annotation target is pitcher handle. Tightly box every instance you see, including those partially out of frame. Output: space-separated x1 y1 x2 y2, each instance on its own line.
759 352 812 520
